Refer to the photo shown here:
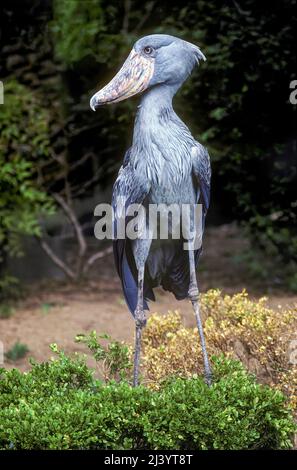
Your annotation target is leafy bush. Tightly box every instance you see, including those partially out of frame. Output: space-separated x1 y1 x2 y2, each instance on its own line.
0 80 53 258
51 0 105 65
51 0 130 66
0 350 295 450
5 342 29 361
0 80 54 299
142 358 295 450
0 275 19 303
75 331 132 382
142 290 297 411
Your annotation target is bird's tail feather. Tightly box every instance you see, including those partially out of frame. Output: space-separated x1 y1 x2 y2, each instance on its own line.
114 240 154 316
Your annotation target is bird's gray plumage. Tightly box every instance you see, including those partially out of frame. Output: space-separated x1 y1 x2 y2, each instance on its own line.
112 82 211 312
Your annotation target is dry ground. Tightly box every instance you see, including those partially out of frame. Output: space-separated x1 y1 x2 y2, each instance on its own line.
1 223 296 371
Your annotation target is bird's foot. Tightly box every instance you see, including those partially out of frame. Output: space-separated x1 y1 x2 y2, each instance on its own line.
204 371 212 387
188 286 199 302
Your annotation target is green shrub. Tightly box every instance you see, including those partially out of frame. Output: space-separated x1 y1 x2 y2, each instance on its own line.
0 80 54 261
0 349 294 450
5 342 29 361
0 276 20 302
142 292 297 412
142 358 295 450
75 331 132 382
0 79 55 301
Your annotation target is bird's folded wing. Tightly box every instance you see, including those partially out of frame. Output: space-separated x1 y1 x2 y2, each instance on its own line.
191 144 211 268
191 143 211 215
112 149 151 228
112 149 151 314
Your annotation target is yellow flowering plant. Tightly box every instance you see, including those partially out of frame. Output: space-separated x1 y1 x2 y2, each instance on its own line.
142 290 297 411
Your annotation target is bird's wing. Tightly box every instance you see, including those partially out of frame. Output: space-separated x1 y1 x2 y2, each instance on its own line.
191 143 211 216
191 143 211 267
112 149 150 220
112 148 152 314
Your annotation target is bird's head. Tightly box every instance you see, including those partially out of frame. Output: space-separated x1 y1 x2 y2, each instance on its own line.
90 34 205 111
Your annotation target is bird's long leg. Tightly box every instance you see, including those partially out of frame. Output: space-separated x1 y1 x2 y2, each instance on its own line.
133 265 146 387
188 245 212 386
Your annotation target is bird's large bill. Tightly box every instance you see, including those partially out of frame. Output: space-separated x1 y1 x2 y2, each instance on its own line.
90 49 154 110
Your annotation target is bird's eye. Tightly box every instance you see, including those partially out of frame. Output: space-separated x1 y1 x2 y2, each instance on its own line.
143 46 154 55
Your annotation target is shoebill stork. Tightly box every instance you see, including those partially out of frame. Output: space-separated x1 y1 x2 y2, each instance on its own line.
90 34 212 386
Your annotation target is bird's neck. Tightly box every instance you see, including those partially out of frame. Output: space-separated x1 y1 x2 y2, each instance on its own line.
139 84 176 114
130 84 194 180
132 84 177 146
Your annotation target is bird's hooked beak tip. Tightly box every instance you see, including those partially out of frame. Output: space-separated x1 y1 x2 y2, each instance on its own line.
90 95 101 111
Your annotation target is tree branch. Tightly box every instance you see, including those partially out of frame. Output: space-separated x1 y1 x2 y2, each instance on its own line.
83 246 113 274
232 0 250 16
122 0 131 34
68 151 94 172
36 236 75 280
70 166 103 198
132 1 156 34
52 193 87 258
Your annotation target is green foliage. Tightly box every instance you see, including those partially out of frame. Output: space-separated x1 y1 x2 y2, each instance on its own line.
161 1 296 268
5 342 29 361
233 234 297 290
247 214 297 284
288 272 297 293
51 0 128 66
51 0 104 65
0 80 54 261
0 349 295 450
0 303 14 319
142 357 295 450
75 331 132 382
0 275 19 302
